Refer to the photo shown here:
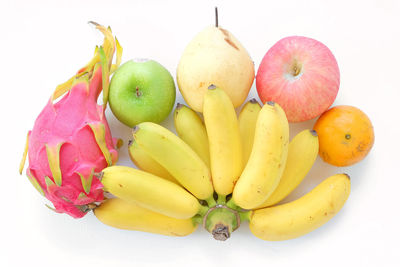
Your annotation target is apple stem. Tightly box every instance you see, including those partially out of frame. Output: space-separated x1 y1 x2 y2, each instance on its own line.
291 59 302 77
136 86 142 97
215 7 218 27
293 66 300 76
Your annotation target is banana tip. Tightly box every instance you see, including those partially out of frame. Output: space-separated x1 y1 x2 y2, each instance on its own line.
94 172 104 180
249 98 258 104
310 129 318 137
208 84 217 90
132 125 140 134
343 173 350 180
266 101 275 106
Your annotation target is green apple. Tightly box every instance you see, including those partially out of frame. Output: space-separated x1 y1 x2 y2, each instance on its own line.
109 59 176 127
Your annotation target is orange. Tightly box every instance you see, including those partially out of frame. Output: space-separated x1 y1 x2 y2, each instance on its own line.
313 105 374 167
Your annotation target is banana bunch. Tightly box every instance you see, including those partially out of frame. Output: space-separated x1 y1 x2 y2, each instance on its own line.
93 85 351 241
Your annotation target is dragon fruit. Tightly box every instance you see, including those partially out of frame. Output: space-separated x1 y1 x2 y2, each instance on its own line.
19 22 122 218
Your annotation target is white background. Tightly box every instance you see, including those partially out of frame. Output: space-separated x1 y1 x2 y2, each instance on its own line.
1 0 399 266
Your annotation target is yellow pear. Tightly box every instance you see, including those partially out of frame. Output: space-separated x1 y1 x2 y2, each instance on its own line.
177 24 255 112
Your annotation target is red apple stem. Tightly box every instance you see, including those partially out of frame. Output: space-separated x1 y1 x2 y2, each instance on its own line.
215 7 218 27
291 59 302 76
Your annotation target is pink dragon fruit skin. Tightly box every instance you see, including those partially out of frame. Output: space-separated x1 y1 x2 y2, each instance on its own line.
20 23 122 218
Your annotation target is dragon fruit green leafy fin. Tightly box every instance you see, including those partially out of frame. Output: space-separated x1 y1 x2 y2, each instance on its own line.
27 169 45 196
98 47 110 108
88 123 113 166
77 169 94 195
45 143 64 186
20 22 121 218
19 131 31 175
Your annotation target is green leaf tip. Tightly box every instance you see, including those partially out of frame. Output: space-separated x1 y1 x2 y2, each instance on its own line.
98 46 110 108
19 131 30 175
45 143 63 186
45 204 58 213
77 169 94 195
88 123 113 166
27 170 45 196
45 176 55 188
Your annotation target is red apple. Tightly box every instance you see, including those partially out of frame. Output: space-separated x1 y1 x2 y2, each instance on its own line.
256 36 340 122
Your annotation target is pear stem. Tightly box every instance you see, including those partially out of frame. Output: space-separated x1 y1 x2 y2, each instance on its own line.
215 7 218 27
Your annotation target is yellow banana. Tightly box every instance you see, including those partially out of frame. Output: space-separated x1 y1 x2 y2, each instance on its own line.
128 140 179 185
94 198 198 237
174 103 211 168
132 122 213 200
99 165 205 219
232 102 289 209
249 173 351 241
203 85 243 196
258 129 319 208
238 99 262 166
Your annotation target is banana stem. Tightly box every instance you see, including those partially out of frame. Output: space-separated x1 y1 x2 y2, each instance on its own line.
203 204 239 241
217 194 226 204
226 198 239 210
226 199 251 222
192 214 203 226
205 196 217 207
198 205 209 217
239 210 252 222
